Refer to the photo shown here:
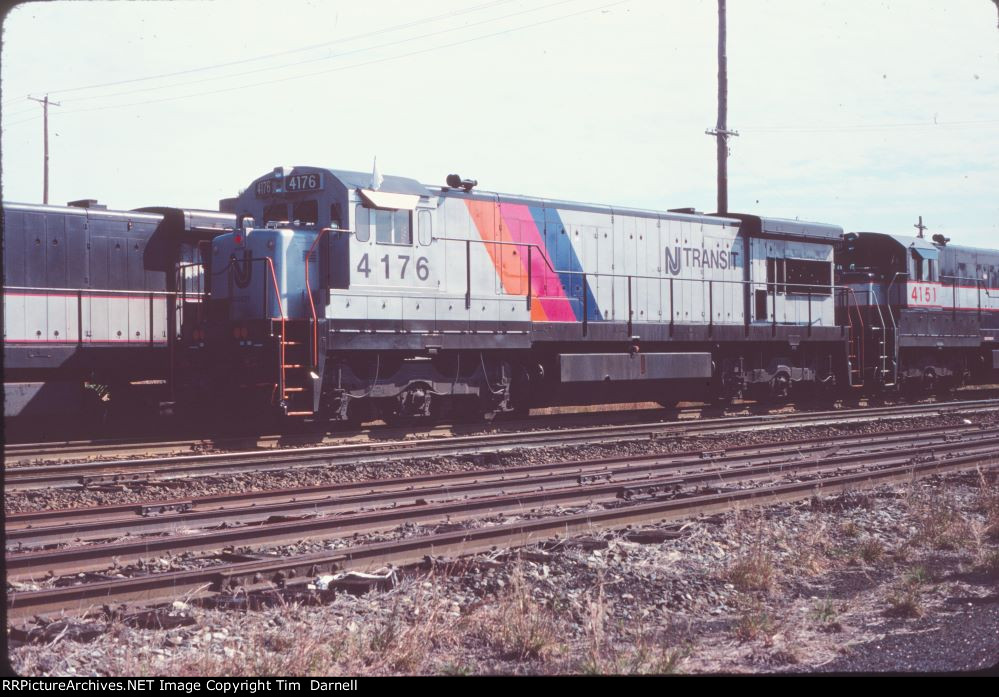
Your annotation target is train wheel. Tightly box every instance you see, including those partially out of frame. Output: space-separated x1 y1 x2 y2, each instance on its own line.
770 372 791 402
508 365 532 418
922 369 937 394
82 382 112 431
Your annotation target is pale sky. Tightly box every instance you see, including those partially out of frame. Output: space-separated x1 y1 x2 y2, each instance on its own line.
2 0 997 246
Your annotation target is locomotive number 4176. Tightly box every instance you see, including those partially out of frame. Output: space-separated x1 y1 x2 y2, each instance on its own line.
356 253 430 281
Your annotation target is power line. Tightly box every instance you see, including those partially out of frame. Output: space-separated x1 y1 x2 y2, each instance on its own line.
56 0 577 106
7 0 629 122
39 0 516 98
742 120 999 133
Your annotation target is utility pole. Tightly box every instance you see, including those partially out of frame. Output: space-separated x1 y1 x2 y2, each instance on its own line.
914 216 927 239
28 94 61 204
705 0 738 214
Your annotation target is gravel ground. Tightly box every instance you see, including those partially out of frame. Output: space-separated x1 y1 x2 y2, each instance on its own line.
7 411 998 515
7 469 998 675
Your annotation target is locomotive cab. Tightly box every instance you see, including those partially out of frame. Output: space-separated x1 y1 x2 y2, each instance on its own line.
835 231 993 391
203 220 325 418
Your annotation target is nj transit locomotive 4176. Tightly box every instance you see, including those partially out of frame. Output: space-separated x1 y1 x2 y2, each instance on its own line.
197 165 851 423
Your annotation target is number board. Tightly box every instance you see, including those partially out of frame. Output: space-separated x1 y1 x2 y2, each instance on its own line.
255 173 323 197
908 282 940 307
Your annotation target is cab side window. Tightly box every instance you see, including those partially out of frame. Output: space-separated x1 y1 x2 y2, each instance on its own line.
911 250 924 282
418 210 432 246
373 209 411 245
354 204 370 242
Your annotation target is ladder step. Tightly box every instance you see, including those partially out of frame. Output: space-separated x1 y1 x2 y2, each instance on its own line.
282 340 304 346
283 364 305 369
284 387 306 393
286 411 313 417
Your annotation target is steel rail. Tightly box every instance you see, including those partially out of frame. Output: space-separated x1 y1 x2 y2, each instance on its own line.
7 434 998 581
6 425 989 547
7 399 998 491
8 449 997 620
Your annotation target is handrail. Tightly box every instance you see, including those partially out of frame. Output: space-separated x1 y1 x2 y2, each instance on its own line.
941 273 999 301
941 274 986 283
835 286 867 385
261 256 287 404
432 236 846 295
3 285 181 297
176 262 207 329
304 227 335 370
869 283 890 381
884 272 907 385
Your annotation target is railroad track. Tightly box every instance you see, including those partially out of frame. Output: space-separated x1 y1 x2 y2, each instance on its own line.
7 424 998 619
3 404 682 463
8 389 997 464
4 423 987 548
6 398 998 492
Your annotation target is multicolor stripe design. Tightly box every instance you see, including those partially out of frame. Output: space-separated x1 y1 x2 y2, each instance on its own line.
464 199 600 322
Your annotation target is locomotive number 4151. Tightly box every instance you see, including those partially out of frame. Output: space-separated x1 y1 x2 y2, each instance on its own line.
910 285 938 304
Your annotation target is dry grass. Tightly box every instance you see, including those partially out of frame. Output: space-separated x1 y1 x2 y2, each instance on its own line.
15 564 697 676
974 468 999 540
978 550 999 578
106 572 505 676
463 565 562 663
884 565 930 619
886 587 925 619
727 547 777 593
840 520 860 538
577 579 688 674
906 485 971 551
733 600 774 641
115 581 462 676
809 598 838 625
858 537 886 564
789 518 834 576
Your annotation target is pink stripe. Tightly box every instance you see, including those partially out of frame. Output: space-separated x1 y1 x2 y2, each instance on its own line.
497 203 576 321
